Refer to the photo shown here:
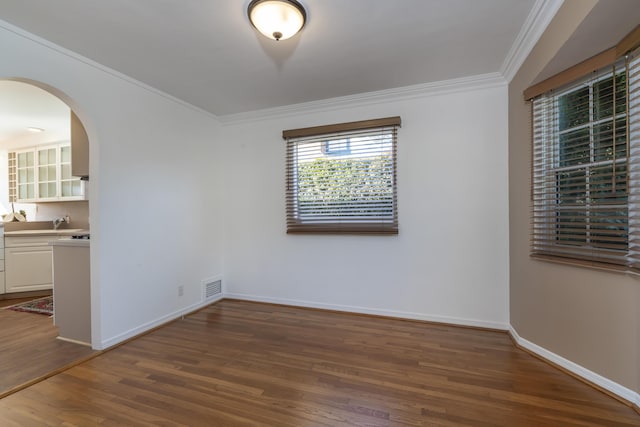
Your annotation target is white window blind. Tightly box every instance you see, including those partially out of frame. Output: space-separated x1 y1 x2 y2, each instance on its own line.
531 47 640 269
283 117 400 234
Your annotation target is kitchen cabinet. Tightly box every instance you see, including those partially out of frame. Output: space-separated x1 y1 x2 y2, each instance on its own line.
4 236 57 293
71 111 89 179
36 146 58 200
8 152 16 202
60 145 83 197
14 143 85 202
16 150 35 201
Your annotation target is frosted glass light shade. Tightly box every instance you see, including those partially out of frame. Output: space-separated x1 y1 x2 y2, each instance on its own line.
248 0 306 41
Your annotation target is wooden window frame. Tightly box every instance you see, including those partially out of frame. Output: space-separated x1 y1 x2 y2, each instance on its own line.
524 25 640 100
283 117 401 235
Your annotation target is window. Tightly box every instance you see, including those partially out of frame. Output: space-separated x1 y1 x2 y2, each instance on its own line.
283 117 401 234
530 47 640 269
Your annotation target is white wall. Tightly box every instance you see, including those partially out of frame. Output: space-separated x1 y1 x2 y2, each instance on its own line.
0 21 224 349
0 18 509 347
221 80 510 328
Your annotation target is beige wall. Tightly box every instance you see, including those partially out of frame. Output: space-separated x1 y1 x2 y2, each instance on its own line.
509 0 640 394
33 200 89 229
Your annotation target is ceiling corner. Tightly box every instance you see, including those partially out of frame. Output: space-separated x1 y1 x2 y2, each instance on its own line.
500 0 565 82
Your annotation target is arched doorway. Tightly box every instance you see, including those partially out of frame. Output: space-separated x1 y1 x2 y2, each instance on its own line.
0 79 94 396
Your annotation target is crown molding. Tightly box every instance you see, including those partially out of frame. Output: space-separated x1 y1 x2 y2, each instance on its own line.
219 72 507 125
0 19 220 123
500 0 565 82
3 0 559 127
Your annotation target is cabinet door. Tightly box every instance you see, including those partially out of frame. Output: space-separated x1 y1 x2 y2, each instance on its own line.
16 151 35 201
60 145 84 199
37 146 58 200
5 246 53 292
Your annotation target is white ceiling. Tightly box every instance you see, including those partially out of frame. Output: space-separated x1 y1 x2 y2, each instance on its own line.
0 0 536 117
2 0 639 152
0 81 70 150
534 0 640 84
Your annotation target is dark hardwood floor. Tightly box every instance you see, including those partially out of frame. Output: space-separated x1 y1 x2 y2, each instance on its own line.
0 297 31 309
0 306 97 397
0 299 638 426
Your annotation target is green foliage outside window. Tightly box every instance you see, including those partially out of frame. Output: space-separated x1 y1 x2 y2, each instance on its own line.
555 70 628 249
297 156 393 217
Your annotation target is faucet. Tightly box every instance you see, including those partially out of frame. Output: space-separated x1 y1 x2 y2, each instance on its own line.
53 216 67 230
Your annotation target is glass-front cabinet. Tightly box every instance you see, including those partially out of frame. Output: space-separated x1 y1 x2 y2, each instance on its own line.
14 142 84 202
16 150 35 201
37 146 58 200
60 146 83 198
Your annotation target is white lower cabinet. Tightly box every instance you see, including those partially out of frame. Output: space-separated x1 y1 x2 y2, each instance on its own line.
5 236 56 293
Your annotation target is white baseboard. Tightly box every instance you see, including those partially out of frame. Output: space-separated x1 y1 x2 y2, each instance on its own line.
509 326 640 408
97 294 224 350
224 292 509 331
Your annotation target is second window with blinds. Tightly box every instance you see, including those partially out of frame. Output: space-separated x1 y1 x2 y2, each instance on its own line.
531 47 639 269
283 117 401 234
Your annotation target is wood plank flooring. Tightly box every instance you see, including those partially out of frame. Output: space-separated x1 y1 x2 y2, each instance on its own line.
0 299 638 426
0 307 96 397
0 297 34 309
0 294 49 308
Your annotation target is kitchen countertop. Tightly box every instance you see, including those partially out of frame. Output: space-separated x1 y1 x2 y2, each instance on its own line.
4 229 89 237
50 238 90 247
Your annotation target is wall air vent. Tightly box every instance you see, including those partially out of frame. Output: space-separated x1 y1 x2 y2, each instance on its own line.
202 277 222 302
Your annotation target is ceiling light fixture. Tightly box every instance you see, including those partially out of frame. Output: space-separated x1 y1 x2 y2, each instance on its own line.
247 0 306 41
26 127 44 132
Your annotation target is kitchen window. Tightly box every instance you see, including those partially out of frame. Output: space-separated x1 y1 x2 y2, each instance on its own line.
283 117 401 234
529 45 640 270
